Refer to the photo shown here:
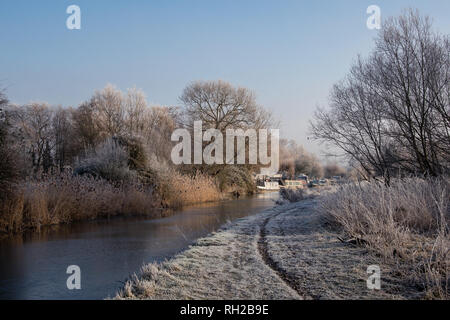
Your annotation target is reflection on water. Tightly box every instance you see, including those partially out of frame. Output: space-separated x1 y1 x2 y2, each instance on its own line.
0 192 278 300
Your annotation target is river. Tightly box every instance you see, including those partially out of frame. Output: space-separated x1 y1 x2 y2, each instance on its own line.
0 192 278 299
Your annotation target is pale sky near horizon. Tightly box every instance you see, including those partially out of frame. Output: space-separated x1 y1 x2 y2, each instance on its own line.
1 0 449 161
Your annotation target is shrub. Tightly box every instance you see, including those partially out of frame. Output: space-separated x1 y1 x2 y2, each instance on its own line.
216 166 255 195
279 188 304 203
115 136 147 170
75 138 135 183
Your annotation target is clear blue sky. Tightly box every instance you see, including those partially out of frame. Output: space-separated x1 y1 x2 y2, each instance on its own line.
1 0 449 157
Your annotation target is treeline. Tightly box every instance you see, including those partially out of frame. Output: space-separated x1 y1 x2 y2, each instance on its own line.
0 80 289 235
311 10 449 184
3 85 177 177
279 139 346 179
0 84 221 235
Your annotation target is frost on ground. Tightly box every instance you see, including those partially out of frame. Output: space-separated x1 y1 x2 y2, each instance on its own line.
265 200 418 299
115 198 416 300
115 205 300 300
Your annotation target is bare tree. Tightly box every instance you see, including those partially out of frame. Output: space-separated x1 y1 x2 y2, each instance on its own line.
125 87 147 135
0 90 7 107
13 103 54 174
0 90 18 198
91 84 126 136
178 80 276 190
143 106 177 162
180 80 271 130
311 74 394 182
53 106 77 171
72 85 180 165
311 9 450 181
72 99 103 150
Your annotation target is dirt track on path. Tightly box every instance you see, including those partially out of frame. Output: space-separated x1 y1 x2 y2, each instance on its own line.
115 198 410 300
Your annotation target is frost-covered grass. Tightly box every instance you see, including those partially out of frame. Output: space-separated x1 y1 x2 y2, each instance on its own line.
266 200 415 299
115 198 420 300
115 205 300 300
318 178 449 299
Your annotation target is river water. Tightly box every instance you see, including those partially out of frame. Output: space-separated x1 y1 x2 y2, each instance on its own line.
0 192 278 300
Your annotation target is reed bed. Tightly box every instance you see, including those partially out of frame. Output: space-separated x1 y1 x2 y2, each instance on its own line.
0 173 157 235
0 168 223 236
156 168 222 209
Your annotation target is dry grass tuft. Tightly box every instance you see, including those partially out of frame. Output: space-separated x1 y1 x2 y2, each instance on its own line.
318 177 449 299
156 168 222 209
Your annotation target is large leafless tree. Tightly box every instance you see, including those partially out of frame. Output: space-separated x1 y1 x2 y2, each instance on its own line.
180 80 272 130
311 10 449 182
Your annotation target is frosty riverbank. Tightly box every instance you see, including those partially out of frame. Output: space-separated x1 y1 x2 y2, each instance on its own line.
116 197 414 300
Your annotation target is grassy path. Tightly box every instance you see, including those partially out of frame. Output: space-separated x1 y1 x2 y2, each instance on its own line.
115 199 409 300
